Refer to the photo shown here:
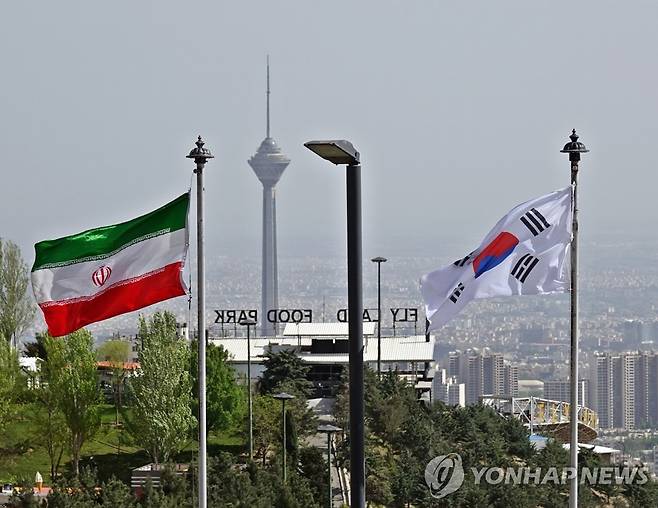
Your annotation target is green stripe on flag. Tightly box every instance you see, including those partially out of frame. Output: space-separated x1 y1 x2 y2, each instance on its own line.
33 193 189 271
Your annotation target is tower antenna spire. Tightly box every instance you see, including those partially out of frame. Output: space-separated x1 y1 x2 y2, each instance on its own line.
266 55 270 138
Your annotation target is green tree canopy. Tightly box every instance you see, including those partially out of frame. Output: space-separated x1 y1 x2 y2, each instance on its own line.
45 329 101 477
0 239 35 348
125 311 196 465
0 337 23 433
31 340 69 481
189 341 244 433
259 348 312 397
96 339 130 364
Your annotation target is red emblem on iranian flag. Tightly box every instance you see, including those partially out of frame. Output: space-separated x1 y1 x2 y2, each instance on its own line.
92 266 112 287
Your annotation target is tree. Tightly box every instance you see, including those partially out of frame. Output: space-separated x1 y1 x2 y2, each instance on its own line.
298 446 329 507
259 348 312 397
31 349 69 481
0 239 35 348
45 330 102 477
206 452 319 508
189 341 244 433
0 337 23 433
252 394 281 466
23 332 48 361
98 477 138 508
96 339 131 425
126 311 196 465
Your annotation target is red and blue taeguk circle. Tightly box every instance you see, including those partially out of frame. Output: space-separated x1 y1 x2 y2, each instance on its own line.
472 232 519 278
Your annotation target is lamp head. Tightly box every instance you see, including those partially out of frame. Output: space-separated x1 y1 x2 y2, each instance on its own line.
317 424 342 434
304 139 360 165
273 392 295 401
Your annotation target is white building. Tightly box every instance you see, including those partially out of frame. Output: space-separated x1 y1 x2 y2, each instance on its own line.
433 372 465 407
210 323 437 396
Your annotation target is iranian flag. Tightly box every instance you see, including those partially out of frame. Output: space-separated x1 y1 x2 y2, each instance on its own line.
31 193 190 337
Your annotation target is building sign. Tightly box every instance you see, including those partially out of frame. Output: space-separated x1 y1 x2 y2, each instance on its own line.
214 307 418 325
266 309 313 324
336 308 377 323
214 309 258 324
391 307 418 323
214 309 312 324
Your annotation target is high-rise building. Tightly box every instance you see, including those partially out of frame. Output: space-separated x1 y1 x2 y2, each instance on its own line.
248 59 290 336
433 374 466 407
464 352 483 404
595 351 658 430
448 351 462 379
504 365 520 398
483 354 504 396
447 349 518 404
635 352 658 428
620 354 637 429
597 354 615 429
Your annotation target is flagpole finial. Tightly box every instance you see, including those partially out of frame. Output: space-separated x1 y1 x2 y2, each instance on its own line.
187 135 214 164
560 129 589 162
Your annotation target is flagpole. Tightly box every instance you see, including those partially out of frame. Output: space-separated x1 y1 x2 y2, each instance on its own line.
561 129 588 508
187 136 213 508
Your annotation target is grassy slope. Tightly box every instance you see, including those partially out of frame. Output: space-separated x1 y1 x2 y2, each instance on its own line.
0 404 244 484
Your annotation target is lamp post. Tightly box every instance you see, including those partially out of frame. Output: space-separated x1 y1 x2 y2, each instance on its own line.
560 129 588 508
318 424 342 508
239 318 257 459
273 392 295 484
371 257 387 377
187 136 214 508
304 139 365 507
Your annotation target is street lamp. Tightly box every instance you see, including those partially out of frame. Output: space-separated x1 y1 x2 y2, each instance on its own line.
371 257 387 377
273 392 295 484
239 318 257 459
318 424 342 508
187 136 213 508
560 129 588 508
304 139 365 507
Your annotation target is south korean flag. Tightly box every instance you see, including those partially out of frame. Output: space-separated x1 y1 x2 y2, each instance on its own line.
421 186 572 331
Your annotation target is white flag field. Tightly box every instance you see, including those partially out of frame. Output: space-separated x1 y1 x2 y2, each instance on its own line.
421 186 573 331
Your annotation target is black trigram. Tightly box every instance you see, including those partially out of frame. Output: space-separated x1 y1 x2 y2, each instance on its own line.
449 282 465 303
511 254 539 283
520 208 551 236
453 251 474 267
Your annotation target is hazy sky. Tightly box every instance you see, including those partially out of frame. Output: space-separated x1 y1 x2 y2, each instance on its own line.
2 1 657 264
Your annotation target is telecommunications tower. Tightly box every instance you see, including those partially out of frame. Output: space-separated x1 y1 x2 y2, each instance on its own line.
248 57 290 336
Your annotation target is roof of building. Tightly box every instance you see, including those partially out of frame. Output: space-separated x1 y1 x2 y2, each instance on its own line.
282 322 376 337
563 443 620 455
211 335 434 364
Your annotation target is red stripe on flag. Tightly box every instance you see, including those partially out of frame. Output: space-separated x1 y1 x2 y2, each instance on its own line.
40 262 186 337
